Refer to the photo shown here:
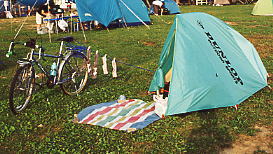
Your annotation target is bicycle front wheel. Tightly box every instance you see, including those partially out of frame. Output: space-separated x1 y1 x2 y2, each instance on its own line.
59 52 88 95
9 64 35 114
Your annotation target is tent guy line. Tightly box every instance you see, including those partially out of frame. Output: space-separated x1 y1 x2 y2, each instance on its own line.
89 49 156 73
13 0 38 40
119 0 150 29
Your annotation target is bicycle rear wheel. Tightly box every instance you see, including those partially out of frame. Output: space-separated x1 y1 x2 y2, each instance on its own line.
9 64 35 114
59 52 88 95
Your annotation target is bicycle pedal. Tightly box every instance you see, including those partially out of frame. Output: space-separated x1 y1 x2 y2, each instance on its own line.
46 76 55 88
47 82 55 88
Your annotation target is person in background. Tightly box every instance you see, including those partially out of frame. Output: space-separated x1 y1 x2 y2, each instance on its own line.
4 0 13 18
93 20 100 29
36 1 55 34
152 0 164 15
4 0 9 11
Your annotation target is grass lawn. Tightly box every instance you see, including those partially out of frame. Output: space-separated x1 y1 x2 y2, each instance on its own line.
0 5 272 153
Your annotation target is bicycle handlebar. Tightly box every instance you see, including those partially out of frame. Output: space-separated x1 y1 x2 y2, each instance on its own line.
6 39 45 58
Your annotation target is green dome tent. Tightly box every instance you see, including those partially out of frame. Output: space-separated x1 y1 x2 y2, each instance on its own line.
252 0 273 16
149 13 268 116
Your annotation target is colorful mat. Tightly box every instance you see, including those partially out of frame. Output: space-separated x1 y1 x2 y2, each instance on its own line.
75 99 160 132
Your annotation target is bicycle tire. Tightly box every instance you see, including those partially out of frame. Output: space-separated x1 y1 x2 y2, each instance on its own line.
59 52 88 95
9 64 35 114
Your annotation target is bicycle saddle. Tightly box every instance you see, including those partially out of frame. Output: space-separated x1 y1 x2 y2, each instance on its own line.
25 39 36 48
56 36 74 43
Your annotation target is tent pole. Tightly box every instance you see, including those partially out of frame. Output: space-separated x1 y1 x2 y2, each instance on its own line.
69 3 73 34
9 0 12 12
10 18 12 32
9 0 13 17
18 4 21 17
122 17 129 29
48 28 52 43
80 22 87 42
116 0 129 29
9 1 13 32
7 1 12 32
119 0 150 29
47 2 52 43
70 15 73 34
77 11 87 42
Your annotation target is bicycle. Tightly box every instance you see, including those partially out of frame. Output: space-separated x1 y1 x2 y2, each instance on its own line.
7 36 90 114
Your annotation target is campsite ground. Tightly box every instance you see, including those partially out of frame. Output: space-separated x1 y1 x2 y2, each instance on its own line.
0 5 272 153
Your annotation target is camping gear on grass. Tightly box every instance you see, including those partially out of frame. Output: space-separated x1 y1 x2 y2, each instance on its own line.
74 0 151 27
252 0 273 16
149 12 268 116
58 19 69 31
75 98 160 132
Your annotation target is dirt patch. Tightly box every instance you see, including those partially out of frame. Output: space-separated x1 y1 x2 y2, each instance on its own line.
221 125 273 154
225 21 238 26
132 141 154 150
142 41 156 47
138 90 149 97
247 25 260 28
247 25 271 28
246 35 273 59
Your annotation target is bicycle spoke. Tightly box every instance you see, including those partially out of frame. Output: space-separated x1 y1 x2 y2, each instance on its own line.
60 53 88 95
9 64 35 114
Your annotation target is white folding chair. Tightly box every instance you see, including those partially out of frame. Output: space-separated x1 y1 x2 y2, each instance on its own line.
196 0 208 5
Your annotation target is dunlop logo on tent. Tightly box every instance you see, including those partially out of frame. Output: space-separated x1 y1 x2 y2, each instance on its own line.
197 20 244 85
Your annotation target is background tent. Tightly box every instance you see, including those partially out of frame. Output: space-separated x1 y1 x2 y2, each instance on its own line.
0 0 4 11
0 0 4 17
74 0 151 27
252 0 273 16
149 13 268 116
164 0 180 14
150 0 180 15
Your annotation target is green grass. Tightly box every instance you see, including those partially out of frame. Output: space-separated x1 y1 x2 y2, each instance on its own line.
0 5 272 153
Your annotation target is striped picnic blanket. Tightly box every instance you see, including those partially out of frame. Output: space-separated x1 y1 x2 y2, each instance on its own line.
75 99 160 132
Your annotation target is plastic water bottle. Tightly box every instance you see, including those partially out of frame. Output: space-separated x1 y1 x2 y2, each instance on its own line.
118 95 126 101
50 62 57 76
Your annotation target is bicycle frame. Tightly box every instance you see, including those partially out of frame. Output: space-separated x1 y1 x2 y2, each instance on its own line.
17 41 66 86
23 41 87 85
8 38 90 114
